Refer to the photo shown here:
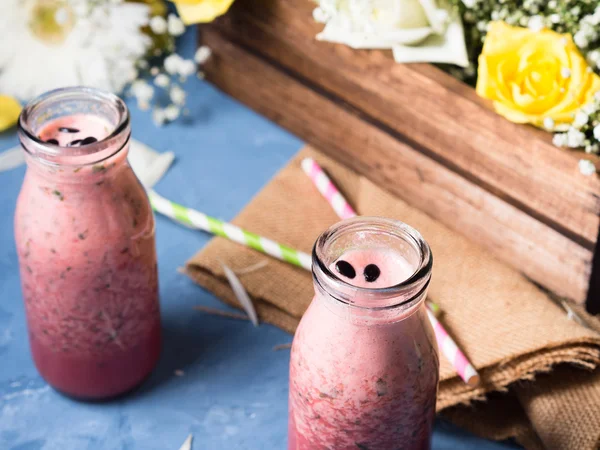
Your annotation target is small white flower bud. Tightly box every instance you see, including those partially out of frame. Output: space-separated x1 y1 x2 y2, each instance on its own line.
579 159 596 176
168 14 185 37
149 16 167 34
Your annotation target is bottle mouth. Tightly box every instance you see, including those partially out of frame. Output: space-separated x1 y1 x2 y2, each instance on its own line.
312 216 433 310
18 86 130 167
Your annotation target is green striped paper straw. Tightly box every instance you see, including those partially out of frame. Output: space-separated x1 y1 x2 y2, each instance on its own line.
148 190 312 271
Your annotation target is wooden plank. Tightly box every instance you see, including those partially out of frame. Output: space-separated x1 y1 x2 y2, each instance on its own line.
209 0 600 248
201 29 592 303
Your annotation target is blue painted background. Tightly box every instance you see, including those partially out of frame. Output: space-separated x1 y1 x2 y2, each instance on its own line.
0 29 521 450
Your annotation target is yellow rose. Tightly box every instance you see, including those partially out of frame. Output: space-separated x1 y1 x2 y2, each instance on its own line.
170 0 235 25
0 95 21 132
476 21 600 129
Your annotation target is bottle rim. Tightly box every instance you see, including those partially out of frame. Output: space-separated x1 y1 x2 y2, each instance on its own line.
18 86 130 167
312 216 433 311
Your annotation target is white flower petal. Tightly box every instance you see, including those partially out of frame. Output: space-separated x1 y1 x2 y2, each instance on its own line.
128 139 175 188
393 15 469 67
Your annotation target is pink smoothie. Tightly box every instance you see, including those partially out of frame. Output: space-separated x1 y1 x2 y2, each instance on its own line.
15 114 161 400
289 248 439 449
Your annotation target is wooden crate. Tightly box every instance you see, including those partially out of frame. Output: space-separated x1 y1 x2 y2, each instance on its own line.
200 0 600 311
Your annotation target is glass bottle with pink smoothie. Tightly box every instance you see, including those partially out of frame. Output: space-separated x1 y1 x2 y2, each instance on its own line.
289 217 439 450
15 87 161 400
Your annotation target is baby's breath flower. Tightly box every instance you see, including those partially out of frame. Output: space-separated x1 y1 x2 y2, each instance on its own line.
313 7 330 23
167 14 185 37
567 127 586 148
170 85 186 106
154 73 170 88
195 46 212 65
582 103 597 115
573 111 589 128
574 31 589 49
131 80 154 109
579 159 596 176
164 54 183 75
178 59 197 78
152 108 166 126
149 16 167 34
164 105 181 121
528 16 544 31
150 67 160 76
560 67 571 79
543 117 555 130
553 133 568 147
594 124 600 141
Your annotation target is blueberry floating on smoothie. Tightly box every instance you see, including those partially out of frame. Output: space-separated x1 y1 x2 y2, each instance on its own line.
80 137 98 145
363 264 380 282
45 139 59 145
335 260 356 279
67 139 82 146
58 127 80 133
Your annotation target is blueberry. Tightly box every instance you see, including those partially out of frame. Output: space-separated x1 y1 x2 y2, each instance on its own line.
80 137 98 145
45 139 59 145
364 264 380 282
59 127 80 133
67 139 82 146
335 260 356 279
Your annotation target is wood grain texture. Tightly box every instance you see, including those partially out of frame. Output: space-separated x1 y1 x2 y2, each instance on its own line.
201 29 592 303
208 0 600 249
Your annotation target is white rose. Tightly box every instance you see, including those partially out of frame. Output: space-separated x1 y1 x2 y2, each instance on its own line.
315 0 469 67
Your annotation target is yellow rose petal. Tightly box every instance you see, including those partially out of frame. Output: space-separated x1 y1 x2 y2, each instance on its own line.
172 0 235 24
0 95 21 132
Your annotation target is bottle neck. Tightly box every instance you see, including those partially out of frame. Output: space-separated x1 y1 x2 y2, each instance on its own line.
313 277 429 325
23 138 131 185
311 217 433 322
18 87 131 177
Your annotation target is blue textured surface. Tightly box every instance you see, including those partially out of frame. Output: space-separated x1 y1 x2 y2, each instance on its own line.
0 30 521 450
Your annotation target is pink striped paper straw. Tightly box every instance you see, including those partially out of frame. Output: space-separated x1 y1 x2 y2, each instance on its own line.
301 158 357 220
426 308 480 386
302 157 480 386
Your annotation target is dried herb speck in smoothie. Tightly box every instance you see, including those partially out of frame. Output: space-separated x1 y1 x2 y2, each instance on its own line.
376 378 388 397
78 230 88 240
52 190 64 201
92 164 106 173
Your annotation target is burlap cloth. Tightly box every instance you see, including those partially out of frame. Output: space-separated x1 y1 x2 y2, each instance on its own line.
186 146 600 449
